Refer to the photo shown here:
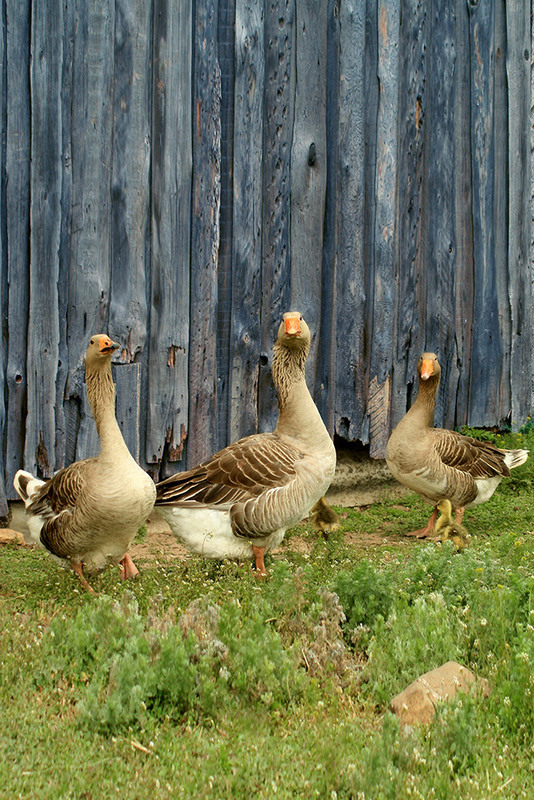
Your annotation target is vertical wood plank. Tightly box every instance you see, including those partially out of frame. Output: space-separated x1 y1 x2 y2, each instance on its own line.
114 363 142 460
4 0 31 494
258 0 294 433
452 0 474 429
67 0 115 464
146 0 192 468
333 0 366 441
313 0 339 431
290 0 328 386
368 0 400 457
360 0 379 447
55 0 78 472
215 0 235 451
530 0 534 415
0 1 7 515
491 0 511 422
467 0 503 426
186 0 221 469
506 0 532 427
25 0 63 477
424 0 459 429
390 0 427 430
228 0 264 443
109 0 152 365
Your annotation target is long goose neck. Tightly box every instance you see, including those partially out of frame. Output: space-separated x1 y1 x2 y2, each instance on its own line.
272 342 330 448
408 375 439 428
85 363 129 459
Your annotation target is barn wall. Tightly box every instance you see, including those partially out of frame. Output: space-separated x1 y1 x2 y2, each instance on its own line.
0 0 532 509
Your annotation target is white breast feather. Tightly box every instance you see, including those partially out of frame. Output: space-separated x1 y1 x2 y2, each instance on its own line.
156 506 285 559
469 476 502 507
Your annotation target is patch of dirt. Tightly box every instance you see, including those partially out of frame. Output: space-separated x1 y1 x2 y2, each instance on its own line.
8 495 418 569
133 507 417 565
131 514 188 562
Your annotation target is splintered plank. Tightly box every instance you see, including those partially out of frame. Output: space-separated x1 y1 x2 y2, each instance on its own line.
25 0 63 477
258 0 294 433
187 0 221 469
368 0 399 453
289 0 328 386
333 0 366 441
146 0 192 467
228 0 264 443
368 375 391 460
109 0 152 363
4 0 31 497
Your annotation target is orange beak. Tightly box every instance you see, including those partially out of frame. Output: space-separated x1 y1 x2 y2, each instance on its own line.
420 359 434 380
99 338 120 354
284 316 301 336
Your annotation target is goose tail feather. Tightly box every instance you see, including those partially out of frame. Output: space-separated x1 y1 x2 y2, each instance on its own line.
13 470 45 506
504 449 529 470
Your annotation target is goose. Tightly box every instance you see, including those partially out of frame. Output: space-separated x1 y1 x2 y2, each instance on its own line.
13 334 156 592
309 496 340 540
386 352 529 538
155 311 337 573
435 499 470 549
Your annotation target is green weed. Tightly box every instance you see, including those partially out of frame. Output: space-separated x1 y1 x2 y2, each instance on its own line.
1 425 534 798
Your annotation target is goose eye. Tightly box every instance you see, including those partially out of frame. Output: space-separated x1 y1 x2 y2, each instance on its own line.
299 315 303 320
90 338 94 345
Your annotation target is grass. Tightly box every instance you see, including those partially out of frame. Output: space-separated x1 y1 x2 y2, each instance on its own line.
0 426 533 799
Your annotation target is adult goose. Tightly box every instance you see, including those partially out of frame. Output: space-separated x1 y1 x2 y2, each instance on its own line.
155 311 337 573
14 334 156 592
386 352 528 538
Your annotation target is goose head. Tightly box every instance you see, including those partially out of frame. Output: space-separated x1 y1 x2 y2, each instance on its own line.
418 352 441 382
85 334 120 370
277 311 311 355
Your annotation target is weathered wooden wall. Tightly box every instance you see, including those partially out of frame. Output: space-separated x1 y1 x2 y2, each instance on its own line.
0 0 532 513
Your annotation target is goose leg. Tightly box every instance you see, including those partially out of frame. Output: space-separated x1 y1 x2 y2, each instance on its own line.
404 507 439 539
252 545 267 576
70 561 96 594
455 507 465 524
119 552 139 580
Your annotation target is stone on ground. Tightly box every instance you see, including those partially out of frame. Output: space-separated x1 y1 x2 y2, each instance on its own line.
390 660 489 726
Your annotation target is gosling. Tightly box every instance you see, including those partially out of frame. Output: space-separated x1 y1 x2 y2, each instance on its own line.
435 499 471 550
310 496 340 540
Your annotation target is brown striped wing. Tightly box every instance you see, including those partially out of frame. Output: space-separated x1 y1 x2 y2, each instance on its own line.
431 429 510 478
156 433 304 507
27 459 96 519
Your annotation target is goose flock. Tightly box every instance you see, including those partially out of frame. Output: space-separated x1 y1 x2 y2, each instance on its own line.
12 326 528 591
